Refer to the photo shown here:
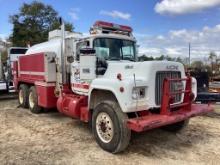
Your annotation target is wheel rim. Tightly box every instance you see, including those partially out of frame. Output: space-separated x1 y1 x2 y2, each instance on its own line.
96 112 114 143
19 89 24 104
29 91 34 109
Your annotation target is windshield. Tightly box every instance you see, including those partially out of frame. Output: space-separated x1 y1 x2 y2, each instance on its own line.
10 48 28 54
94 38 136 61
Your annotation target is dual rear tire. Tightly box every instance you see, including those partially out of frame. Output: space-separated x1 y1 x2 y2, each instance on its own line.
18 84 29 108
18 84 42 114
28 86 42 114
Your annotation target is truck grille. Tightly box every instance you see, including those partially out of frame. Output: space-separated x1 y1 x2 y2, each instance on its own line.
155 71 182 105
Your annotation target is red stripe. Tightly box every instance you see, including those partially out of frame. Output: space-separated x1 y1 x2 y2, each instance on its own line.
72 83 90 90
19 74 45 82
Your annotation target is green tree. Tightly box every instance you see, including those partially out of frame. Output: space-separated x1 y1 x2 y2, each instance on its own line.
155 55 165 60
191 61 204 69
165 55 175 61
154 55 175 61
208 51 217 62
208 51 217 73
1 50 8 63
10 1 74 47
138 55 154 61
176 57 184 64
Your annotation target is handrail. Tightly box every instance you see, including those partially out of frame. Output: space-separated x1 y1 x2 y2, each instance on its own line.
170 90 191 95
165 77 189 81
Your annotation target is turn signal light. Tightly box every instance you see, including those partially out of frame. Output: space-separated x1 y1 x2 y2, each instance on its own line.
117 73 122 81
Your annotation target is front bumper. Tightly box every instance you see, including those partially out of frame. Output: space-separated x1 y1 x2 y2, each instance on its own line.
127 104 213 132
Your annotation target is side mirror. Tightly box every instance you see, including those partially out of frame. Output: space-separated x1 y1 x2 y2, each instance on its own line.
67 56 74 63
96 58 108 75
80 48 96 55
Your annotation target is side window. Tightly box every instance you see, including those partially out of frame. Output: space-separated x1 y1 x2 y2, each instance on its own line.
95 47 109 60
94 38 110 60
76 41 89 61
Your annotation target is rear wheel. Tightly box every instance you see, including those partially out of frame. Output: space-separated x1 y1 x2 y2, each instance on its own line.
28 86 42 114
92 100 131 153
162 119 189 132
18 84 29 108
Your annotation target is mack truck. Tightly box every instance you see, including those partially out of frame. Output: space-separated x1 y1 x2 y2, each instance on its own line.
13 20 213 153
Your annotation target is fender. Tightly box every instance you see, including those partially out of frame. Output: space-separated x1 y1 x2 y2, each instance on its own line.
89 78 130 112
89 78 149 113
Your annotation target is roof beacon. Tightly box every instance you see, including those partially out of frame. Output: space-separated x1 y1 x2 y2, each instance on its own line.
90 21 133 36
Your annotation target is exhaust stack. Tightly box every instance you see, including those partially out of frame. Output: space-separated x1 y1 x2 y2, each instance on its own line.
60 18 67 85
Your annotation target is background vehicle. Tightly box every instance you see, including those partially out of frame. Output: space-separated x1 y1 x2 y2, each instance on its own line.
191 70 220 103
0 52 7 92
0 47 28 93
13 20 213 153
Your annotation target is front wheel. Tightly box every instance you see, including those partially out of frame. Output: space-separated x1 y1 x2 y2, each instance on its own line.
92 100 131 153
28 86 42 114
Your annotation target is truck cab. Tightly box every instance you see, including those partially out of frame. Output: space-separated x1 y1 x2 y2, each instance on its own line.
70 21 195 112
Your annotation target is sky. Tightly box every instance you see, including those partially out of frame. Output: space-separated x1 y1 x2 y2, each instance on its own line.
1 0 220 60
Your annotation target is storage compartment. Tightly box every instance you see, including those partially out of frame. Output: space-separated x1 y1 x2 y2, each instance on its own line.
18 52 56 83
35 82 57 108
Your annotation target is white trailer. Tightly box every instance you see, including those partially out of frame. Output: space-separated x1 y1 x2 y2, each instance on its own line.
0 47 28 93
0 52 7 91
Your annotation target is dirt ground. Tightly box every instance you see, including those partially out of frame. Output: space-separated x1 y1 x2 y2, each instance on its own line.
0 99 220 165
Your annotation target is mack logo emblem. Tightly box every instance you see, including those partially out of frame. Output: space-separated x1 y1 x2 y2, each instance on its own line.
83 68 90 73
166 65 178 70
125 65 134 69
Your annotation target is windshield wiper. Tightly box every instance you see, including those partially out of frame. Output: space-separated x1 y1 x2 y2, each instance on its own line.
108 57 121 61
127 58 135 62
123 57 135 62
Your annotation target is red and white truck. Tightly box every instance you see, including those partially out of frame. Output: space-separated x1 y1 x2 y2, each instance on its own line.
13 20 213 153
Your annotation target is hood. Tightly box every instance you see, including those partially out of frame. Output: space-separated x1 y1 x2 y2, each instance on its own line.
104 61 185 81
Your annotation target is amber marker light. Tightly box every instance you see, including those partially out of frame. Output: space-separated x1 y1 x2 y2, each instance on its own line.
120 87 124 93
117 73 122 81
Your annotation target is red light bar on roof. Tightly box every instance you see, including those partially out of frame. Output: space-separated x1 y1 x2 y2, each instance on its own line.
94 21 133 33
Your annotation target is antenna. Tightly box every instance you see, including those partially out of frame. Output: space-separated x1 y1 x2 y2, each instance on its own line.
189 43 191 66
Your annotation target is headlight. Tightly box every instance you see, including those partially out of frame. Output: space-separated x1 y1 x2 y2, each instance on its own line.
132 87 146 100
